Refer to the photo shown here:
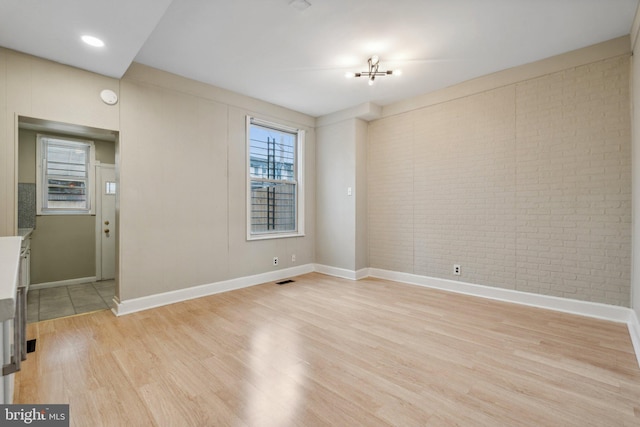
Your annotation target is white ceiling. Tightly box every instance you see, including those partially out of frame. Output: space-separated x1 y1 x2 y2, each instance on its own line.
0 0 638 117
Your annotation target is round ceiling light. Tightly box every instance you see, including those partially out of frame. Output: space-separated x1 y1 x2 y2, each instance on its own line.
81 35 105 47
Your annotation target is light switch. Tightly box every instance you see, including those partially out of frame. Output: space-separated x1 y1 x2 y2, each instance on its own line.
347 187 352 196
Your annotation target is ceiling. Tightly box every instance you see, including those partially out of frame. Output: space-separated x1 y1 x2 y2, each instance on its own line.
0 0 638 117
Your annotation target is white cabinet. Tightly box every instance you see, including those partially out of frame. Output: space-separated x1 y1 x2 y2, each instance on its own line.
0 237 21 404
19 233 31 292
0 237 27 404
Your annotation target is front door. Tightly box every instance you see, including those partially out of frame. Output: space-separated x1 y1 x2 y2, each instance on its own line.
96 164 116 280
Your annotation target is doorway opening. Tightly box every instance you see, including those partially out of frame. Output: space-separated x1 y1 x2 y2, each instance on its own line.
16 116 119 322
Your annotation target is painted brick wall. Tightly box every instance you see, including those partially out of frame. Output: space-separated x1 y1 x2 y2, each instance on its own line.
368 55 631 306
369 113 415 273
413 86 518 289
514 56 631 304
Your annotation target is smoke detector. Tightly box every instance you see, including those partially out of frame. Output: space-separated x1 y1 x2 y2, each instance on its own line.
289 0 311 11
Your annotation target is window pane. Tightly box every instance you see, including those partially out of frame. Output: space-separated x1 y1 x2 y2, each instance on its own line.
249 125 295 181
39 137 92 213
105 182 116 195
250 182 296 233
47 179 88 209
47 179 87 200
47 144 87 164
247 118 302 237
47 161 87 177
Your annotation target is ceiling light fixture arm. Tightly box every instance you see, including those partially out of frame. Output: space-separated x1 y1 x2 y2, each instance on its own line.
346 55 401 84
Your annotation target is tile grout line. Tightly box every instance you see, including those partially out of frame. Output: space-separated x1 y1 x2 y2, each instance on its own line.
66 285 80 314
94 282 110 308
30 282 116 323
94 281 115 308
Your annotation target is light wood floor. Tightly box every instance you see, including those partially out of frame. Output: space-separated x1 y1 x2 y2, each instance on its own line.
15 273 640 426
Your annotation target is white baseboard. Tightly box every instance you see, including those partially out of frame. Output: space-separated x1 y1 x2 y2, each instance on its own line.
367 268 632 323
628 311 640 368
355 268 370 280
110 296 120 317
30 276 97 290
114 264 314 316
314 264 369 280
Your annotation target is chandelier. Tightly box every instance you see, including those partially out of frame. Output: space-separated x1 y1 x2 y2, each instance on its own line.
345 55 401 85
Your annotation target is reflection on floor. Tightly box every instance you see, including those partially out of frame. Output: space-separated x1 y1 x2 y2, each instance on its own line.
27 280 115 323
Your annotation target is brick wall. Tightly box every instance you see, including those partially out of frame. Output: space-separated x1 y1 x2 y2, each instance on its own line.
368 55 631 306
369 113 415 273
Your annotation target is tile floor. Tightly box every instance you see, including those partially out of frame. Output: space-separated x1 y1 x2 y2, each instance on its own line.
27 280 115 323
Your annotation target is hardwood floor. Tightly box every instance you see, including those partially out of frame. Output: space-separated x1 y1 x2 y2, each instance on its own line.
14 273 640 426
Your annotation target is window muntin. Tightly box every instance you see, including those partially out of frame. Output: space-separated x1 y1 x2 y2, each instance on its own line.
37 135 95 215
247 117 304 239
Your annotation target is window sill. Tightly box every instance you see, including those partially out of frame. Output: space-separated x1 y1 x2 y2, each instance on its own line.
247 232 305 241
38 211 94 216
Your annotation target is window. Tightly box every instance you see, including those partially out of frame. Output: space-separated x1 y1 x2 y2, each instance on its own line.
105 181 117 195
36 135 95 215
247 117 305 239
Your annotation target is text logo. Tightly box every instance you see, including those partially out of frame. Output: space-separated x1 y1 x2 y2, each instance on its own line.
0 405 69 426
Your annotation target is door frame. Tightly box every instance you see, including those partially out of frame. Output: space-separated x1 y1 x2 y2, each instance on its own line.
95 162 116 281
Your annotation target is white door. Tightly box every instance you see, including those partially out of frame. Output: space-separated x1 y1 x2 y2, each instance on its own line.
96 164 116 280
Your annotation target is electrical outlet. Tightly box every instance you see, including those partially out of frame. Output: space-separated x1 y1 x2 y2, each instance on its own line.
291 254 296 263
453 264 461 276
273 257 279 266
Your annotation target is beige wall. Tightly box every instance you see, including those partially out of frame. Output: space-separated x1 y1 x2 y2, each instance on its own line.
17 129 115 283
369 51 631 306
30 216 96 283
355 118 368 271
631 15 640 321
316 120 357 270
0 48 120 238
316 117 368 273
118 64 315 300
1 49 315 302
17 130 36 183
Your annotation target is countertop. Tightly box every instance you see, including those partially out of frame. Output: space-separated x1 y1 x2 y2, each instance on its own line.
17 228 33 240
0 237 21 322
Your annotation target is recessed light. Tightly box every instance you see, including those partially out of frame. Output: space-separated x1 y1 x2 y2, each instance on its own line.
81 35 105 47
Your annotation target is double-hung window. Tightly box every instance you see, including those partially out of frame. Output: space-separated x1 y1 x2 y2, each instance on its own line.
36 135 95 215
247 117 305 239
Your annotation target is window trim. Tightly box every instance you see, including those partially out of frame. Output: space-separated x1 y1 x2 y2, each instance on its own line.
36 134 96 215
246 116 305 240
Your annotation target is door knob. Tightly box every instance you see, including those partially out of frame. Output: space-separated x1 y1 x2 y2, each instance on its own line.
104 220 110 225
104 229 110 234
